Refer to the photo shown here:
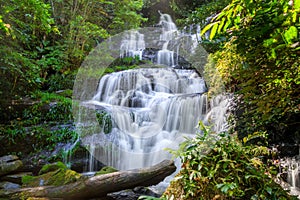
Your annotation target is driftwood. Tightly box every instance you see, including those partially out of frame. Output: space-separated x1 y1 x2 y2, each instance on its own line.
1 160 176 200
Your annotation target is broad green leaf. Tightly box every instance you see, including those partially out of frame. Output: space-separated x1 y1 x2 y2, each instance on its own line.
218 18 225 33
210 23 219 40
200 21 219 36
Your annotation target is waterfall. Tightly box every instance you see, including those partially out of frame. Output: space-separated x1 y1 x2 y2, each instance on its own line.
82 67 226 170
74 13 230 171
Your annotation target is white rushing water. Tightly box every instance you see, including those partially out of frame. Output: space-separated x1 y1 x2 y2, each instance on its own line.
77 13 230 171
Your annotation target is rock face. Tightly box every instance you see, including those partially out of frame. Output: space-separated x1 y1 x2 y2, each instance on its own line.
0 155 23 177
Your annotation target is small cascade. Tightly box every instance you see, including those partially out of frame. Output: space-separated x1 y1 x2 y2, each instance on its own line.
157 13 178 67
120 30 145 59
288 159 300 189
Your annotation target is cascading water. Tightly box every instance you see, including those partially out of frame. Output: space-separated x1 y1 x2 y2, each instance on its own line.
75 13 230 172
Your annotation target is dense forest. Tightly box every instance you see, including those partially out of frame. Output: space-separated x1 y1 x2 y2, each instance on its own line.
0 0 299 199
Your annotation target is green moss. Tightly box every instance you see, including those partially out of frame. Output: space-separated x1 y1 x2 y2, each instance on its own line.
23 164 83 187
38 161 67 175
95 166 118 175
47 168 82 186
21 175 35 185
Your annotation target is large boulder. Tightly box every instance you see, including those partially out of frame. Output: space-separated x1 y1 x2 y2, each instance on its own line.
0 155 23 177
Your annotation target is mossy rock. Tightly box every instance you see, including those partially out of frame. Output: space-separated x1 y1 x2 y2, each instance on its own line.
22 168 83 187
95 166 118 176
38 161 67 175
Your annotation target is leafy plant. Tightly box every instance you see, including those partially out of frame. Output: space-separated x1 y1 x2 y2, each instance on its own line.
198 0 300 144
163 122 294 199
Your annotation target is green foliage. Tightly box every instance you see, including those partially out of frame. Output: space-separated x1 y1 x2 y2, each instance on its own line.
0 0 146 109
21 91 72 124
0 124 78 159
199 0 300 143
0 0 58 91
173 0 230 28
108 0 147 33
163 123 294 199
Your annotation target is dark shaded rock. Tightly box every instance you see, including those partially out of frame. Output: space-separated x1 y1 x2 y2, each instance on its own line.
133 186 161 197
108 190 139 200
0 172 32 184
0 155 23 177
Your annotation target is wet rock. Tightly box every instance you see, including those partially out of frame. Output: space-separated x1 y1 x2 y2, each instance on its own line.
0 181 20 190
133 186 161 197
0 155 23 177
107 187 161 200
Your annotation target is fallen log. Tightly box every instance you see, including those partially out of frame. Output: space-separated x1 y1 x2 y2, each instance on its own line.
1 160 176 200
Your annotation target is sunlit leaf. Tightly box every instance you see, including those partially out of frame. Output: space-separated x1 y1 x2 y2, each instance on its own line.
200 21 219 36
283 26 298 44
210 23 219 40
295 0 300 9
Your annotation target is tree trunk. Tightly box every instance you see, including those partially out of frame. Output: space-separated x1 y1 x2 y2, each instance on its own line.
1 160 176 200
